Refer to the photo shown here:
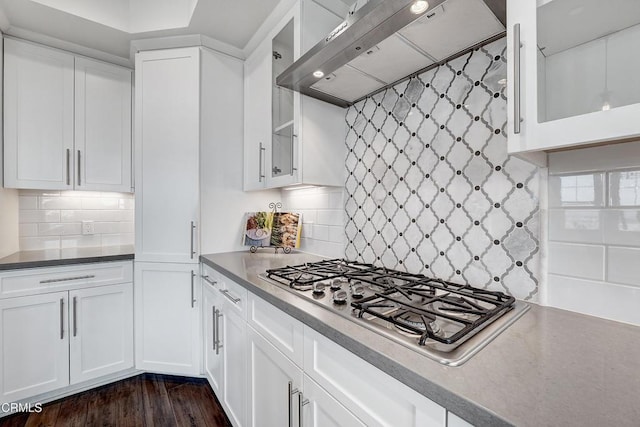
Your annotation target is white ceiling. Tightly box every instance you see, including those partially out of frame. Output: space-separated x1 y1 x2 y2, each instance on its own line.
0 0 283 59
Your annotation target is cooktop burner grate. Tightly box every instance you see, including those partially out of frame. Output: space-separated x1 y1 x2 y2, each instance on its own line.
261 259 534 366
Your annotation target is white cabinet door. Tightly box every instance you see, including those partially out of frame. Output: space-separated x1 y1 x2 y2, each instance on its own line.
0 292 69 403
222 298 247 427
247 292 303 367
447 412 474 427
203 277 223 396
75 57 132 192
303 326 446 427
3 38 74 190
134 262 200 375
243 38 271 191
302 374 365 427
247 327 303 427
135 48 200 263
69 282 133 384
507 0 640 159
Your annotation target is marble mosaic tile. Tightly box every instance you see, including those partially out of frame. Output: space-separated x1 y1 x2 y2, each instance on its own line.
344 38 541 301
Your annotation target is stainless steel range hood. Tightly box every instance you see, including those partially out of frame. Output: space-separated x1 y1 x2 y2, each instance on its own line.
277 0 506 108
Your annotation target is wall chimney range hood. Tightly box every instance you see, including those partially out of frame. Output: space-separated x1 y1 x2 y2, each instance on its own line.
277 0 506 108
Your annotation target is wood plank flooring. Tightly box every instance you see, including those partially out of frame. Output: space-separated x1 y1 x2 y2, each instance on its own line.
0 374 231 427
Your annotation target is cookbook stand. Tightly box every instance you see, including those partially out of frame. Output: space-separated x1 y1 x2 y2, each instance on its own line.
249 202 292 254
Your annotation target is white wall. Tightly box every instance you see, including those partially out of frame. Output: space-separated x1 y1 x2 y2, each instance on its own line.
200 48 280 254
0 189 19 258
0 29 20 258
281 186 345 258
17 190 134 250
546 141 640 325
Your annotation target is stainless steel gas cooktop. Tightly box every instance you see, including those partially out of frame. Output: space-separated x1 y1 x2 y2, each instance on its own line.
260 259 529 366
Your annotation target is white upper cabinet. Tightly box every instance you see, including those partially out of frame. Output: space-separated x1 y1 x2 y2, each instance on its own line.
244 0 346 190
3 38 132 191
507 0 640 164
4 38 74 190
134 47 200 263
74 57 132 192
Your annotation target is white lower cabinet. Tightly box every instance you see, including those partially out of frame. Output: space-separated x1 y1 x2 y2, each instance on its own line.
303 326 446 427
0 292 70 403
0 262 134 405
247 326 303 427
203 276 223 396
447 412 474 427
69 283 134 384
301 374 365 427
205 268 454 427
221 297 247 427
134 262 201 376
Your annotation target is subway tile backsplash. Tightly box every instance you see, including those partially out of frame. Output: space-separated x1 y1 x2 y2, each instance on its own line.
18 190 134 251
547 141 640 325
281 186 345 258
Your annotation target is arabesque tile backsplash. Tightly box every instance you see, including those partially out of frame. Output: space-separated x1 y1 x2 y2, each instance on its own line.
286 37 542 302
344 38 541 301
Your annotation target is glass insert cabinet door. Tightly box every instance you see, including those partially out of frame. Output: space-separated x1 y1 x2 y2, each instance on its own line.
537 0 640 122
507 0 640 155
271 19 296 180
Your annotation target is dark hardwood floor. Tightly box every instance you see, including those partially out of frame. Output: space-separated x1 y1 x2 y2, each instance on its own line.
0 374 231 427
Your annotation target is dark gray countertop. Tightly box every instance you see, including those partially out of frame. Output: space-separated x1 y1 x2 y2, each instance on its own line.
0 245 135 271
201 251 640 427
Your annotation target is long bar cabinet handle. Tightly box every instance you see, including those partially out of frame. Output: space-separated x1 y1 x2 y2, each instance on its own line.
190 221 196 259
220 289 241 304
513 23 522 135
190 271 196 308
298 392 309 427
59 298 64 340
73 296 78 337
77 150 82 186
66 149 71 185
259 142 266 182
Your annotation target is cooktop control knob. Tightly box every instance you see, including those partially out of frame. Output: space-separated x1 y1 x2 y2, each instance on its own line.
351 282 365 299
333 289 348 304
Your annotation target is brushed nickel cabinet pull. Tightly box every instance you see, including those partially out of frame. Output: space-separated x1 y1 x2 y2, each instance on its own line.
202 275 217 287
215 308 223 354
220 289 241 304
191 271 196 308
190 221 196 259
259 142 266 182
73 296 78 337
513 23 522 135
298 392 309 427
59 298 64 340
40 275 95 284
77 150 82 185
66 149 71 185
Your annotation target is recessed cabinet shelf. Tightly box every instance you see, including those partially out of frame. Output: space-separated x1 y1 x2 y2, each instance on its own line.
243 0 346 191
507 0 640 165
274 120 295 134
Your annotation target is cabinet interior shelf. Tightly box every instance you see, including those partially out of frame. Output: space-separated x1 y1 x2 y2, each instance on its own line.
273 120 294 135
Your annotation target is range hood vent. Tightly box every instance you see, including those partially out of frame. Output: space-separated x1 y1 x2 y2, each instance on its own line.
277 0 506 108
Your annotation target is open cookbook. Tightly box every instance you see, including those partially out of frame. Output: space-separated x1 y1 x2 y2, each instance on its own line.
243 211 302 248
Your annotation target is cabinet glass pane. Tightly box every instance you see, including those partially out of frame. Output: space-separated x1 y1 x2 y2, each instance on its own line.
537 0 640 122
273 19 294 131
272 123 294 177
272 18 295 179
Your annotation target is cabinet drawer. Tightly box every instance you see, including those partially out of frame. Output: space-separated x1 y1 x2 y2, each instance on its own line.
248 292 303 367
303 326 446 427
202 264 247 318
0 261 133 298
